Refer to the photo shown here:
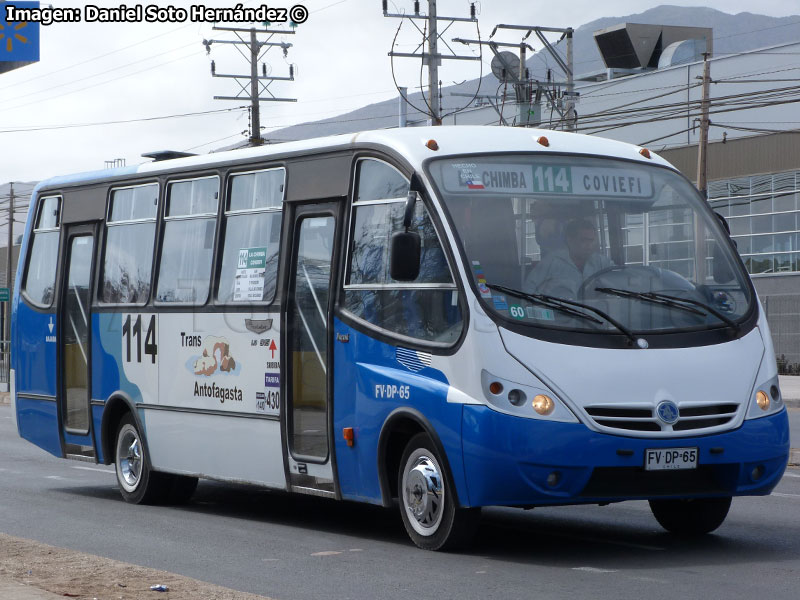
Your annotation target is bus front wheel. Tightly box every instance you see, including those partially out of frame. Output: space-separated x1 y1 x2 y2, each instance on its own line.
114 414 166 504
398 433 479 550
649 497 732 536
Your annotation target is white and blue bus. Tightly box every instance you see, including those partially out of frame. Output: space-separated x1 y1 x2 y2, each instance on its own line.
11 127 789 549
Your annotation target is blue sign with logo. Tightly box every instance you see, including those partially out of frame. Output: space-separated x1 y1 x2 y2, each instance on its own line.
656 400 680 425
1 2 41 63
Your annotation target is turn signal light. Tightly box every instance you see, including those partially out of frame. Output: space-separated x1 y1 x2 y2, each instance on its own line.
489 381 504 395
343 427 355 447
532 394 555 416
756 390 770 411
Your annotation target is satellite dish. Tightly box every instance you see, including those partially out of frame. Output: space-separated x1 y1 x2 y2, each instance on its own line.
491 51 521 82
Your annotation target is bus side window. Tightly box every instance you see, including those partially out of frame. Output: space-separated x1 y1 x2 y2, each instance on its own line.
156 176 220 304
217 168 285 304
23 196 61 307
101 184 158 305
344 159 462 344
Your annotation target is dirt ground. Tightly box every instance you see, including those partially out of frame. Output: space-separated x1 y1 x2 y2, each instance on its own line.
0 533 274 600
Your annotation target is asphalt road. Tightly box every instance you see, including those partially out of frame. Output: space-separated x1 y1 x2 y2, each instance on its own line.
2 404 799 600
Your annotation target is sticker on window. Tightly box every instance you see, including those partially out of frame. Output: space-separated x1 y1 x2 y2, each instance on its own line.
472 261 492 298
527 306 555 321
234 247 268 302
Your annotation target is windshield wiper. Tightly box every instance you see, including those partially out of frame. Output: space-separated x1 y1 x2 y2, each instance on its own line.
487 284 640 347
595 287 740 333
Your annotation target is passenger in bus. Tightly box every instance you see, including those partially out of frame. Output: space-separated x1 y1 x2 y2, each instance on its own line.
530 200 566 259
524 218 613 300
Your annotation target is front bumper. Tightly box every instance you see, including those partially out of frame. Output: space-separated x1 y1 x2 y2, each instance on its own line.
461 405 789 507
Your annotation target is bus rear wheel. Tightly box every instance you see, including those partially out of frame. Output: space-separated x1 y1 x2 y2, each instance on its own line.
649 497 732 536
114 414 166 504
398 433 479 551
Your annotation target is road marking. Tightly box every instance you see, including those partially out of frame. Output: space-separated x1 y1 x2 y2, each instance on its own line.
772 492 800 499
572 567 618 573
311 551 342 556
45 475 65 480
782 472 800 479
72 466 113 473
348 549 363 552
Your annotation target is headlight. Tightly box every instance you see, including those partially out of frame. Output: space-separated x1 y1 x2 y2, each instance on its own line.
745 374 783 419
481 369 577 422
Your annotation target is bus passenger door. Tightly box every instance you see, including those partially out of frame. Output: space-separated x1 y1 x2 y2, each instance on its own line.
284 202 341 496
58 226 97 460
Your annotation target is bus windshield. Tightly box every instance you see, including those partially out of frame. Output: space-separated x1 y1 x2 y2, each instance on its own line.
429 154 753 335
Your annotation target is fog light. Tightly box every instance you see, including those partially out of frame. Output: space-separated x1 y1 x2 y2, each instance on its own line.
770 385 780 401
533 394 555 415
508 389 526 406
756 390 770 411
489 381 503 395
546 471 561 487
751 465 765 481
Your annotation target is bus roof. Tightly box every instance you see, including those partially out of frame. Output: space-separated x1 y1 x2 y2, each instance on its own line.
35 126 675 192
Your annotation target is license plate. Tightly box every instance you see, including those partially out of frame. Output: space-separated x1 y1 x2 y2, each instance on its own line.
644 447 698 471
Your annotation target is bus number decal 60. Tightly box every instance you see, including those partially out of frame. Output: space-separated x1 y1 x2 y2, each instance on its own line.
122 314 157 364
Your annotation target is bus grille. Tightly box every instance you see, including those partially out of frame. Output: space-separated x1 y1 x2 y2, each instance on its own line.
580 465 738 498
584 403 739 434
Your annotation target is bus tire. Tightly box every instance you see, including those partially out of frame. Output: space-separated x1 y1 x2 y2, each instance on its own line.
649 496 732 536
114 414 166 504
398 433 479 551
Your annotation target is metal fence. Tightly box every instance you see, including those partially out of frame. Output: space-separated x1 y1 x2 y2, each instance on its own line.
761 294 800 374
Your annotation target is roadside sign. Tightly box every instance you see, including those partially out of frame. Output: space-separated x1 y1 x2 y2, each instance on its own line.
0 288 10 302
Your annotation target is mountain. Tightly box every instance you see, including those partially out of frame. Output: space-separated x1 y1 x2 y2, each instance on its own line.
264 5 800 142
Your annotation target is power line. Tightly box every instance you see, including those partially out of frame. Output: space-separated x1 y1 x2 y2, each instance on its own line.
0 107 247 134
0 51 199 113
0 41 200 108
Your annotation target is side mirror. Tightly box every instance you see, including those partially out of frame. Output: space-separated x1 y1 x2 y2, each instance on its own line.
715 211 731 236
712 211 736 283
389 191 422 281
390 231 421 281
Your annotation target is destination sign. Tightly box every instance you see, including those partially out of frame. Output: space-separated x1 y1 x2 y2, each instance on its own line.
440 161 653 199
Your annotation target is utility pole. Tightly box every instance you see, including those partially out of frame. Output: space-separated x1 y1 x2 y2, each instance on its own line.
696 52 711 197
5 182 14 344
204 24 296 146
565 29 575 131
452 36 537 126
384 1 479 126
490 25 575 130
427 0 440 125
398 86 408 127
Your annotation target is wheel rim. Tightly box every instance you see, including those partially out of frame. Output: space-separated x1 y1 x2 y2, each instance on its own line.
117 426 142 492
402 451 445 537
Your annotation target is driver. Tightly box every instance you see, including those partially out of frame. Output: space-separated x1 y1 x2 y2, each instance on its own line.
524 218 613 300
